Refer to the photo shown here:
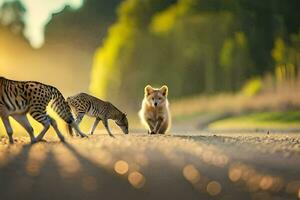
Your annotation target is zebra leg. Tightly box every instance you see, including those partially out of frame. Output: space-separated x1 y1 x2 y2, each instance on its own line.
33 121 50 143
102 119 114 137
70 121 87 138
1 116 14 144
30 108 51 142
48 116 65 142
12 115 35 143
74 112 85 136
89 118 101 135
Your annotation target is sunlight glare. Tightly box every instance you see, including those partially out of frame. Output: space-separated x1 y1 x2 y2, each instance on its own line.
19 0 83 48
0 0 83 48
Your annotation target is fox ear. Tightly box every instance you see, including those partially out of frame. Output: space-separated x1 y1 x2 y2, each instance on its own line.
145 85 153 96
160 85 168 96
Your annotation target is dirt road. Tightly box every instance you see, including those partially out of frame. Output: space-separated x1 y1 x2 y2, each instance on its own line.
0 132 299 200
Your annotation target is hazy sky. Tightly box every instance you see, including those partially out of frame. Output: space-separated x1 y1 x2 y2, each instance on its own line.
0 0 84 48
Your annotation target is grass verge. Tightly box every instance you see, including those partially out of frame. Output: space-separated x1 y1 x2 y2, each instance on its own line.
209 111 300 129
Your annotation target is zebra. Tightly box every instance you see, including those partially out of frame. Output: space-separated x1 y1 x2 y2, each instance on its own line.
0 77 87 143
67 93 128 137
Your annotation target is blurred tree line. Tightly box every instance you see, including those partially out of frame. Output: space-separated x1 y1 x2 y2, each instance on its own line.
0 0 122 94
90 0 300 108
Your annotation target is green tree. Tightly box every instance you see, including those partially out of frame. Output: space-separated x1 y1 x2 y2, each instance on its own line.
89 0 300 108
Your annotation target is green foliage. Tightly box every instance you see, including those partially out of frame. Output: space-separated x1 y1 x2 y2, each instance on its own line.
149 0 192 34
272 35 300 83
241 78 262 97
90 0 175 103
90 22 136 99
220 38 234 69
90 0 300 108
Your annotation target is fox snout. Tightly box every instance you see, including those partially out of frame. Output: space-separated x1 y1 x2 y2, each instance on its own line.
154 100 159 107
151 98 162 107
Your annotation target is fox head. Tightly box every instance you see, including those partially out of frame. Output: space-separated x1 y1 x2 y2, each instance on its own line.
144 85 168 107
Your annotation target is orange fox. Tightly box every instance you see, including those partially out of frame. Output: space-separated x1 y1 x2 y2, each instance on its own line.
139 85 171 134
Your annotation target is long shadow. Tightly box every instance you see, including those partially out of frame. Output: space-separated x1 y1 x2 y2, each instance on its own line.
0 141 141 200
0 143 34 200
27 142 140 200
62 137 220 200
48 142 142 200
0 136 298 200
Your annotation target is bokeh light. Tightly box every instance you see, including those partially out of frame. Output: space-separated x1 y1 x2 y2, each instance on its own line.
114 160 129 175
128 171 146 189
228 167 242 182
206 181 222 196
228 162 286 193
259 176 273 190
182 164 200 184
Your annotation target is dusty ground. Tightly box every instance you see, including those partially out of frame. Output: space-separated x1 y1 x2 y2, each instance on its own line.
0 132 299 200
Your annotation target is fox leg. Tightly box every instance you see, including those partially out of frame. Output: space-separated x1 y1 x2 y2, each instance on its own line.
146 118 155 134
1 116 14 144
102 119 114 137
12 115 35 143
157 120 167 134
153 118 164 134
89 118 101 135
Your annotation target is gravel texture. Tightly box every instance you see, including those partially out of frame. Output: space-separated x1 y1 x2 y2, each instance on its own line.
0 132 299 200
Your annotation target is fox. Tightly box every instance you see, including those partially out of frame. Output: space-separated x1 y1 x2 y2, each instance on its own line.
138 85 171 134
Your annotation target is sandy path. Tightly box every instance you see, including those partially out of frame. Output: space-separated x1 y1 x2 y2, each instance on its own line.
0 133 299 200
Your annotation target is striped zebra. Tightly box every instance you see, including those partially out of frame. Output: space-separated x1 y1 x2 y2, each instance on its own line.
67 93 128 137
0 77 87 143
